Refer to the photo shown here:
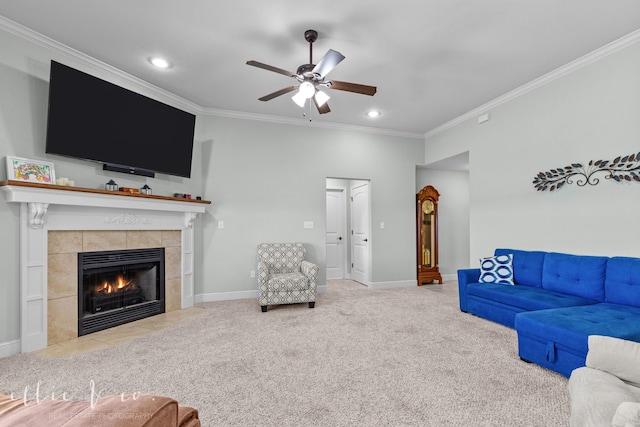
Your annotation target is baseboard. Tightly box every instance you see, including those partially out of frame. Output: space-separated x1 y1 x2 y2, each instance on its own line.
195 290 257 303
368 280 415 289
195 285 328 304
0 339 21 358
442 273 457 282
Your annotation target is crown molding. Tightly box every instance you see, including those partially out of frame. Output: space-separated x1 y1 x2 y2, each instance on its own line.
0 15 423 140
424 28 640 140
200 107 424 139
0 15 202 114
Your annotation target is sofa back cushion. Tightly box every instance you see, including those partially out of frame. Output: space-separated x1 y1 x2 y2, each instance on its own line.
494 248 546 287
605 257 640 308
541 252 607 301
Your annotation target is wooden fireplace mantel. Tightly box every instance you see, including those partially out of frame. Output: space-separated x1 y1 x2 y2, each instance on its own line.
1 180 210 353
0 180 211 228
0 180 211 206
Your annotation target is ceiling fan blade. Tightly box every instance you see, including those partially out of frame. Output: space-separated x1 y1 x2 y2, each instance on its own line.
311 49 345 78
246 60 298 78
327 80 377 96
258 86 297 101
313 98 331 114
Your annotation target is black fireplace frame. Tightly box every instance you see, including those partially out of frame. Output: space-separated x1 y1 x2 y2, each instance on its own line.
78 247 165 336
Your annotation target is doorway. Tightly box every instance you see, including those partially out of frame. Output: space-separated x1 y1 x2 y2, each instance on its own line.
326 187 346 279
325 178 371 285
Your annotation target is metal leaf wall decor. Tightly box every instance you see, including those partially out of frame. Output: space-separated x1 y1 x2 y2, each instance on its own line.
533 151 640 191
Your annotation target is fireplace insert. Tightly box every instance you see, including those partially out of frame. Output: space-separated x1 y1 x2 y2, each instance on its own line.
78 248 165 336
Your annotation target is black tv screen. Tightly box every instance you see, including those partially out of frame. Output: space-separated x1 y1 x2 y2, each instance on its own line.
45 60 196 178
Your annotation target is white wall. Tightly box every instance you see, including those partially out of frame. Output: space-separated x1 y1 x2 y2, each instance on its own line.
425 39 640 265
416 168 470 278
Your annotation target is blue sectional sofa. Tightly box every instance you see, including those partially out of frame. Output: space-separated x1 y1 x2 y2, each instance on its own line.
457 249 640 377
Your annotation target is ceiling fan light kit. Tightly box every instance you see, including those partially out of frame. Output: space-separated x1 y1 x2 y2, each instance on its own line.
314 90 330 107
246 29 376 115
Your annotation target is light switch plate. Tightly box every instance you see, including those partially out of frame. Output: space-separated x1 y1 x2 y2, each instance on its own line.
304 221 314 229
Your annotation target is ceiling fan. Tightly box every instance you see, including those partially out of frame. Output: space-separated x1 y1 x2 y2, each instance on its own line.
246 29 377 114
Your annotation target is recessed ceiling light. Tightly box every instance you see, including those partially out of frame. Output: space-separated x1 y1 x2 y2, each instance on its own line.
367 110 380 118
149 57 171 69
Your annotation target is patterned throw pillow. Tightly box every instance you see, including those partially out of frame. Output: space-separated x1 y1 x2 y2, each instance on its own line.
479 254 515 285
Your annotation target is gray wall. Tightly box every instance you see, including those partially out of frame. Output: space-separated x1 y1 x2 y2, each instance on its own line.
196 116 424 298
0 27 200 345
0 25 424 346
425 39 640 264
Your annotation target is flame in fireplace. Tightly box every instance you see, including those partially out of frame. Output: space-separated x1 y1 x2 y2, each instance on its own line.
94 275 134 294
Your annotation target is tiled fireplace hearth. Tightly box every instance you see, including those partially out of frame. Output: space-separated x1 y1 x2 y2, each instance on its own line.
1 181 209 353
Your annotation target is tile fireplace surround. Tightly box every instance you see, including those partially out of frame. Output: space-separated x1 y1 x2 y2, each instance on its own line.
0 181 209 354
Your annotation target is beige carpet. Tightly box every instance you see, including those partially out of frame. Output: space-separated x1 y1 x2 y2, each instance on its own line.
0 280 570 426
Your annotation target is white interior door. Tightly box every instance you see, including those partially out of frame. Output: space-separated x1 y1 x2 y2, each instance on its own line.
351 182 370 285
326 188 346 279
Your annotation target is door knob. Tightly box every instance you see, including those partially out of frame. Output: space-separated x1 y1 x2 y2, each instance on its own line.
338 236 342 240
363 238 368 242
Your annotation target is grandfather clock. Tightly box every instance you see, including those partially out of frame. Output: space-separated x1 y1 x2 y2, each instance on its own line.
417 185 442 285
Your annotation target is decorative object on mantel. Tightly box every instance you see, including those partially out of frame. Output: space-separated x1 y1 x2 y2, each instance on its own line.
141 184 152 195
533 151 640 191
105 179 119 191
120 186 140 194
5 156 55 184
55 177 74 186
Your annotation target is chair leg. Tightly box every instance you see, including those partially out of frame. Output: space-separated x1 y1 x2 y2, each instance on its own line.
261 306 267 312
309 302 315 309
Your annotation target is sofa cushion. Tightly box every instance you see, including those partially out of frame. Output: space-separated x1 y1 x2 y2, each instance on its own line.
467 283 597 312
541 252 607 301
568 367 639 427
494 248 545 287
612 402 640 427
605 257 640 308
586 335 640 387
516 303 640 356
479 254 514 284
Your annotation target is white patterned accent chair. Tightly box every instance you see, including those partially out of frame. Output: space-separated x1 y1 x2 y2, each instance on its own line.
257 243 319 312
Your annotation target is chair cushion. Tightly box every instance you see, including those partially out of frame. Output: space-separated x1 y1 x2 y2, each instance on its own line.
257 243 306 274
266 272 310 291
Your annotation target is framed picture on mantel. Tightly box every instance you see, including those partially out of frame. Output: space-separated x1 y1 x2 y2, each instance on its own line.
6 156 56 184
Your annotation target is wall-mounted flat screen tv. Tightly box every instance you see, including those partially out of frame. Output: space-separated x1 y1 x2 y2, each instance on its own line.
45 60 196 178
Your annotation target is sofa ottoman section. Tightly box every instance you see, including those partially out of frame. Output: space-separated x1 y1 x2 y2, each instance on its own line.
515 303 640 377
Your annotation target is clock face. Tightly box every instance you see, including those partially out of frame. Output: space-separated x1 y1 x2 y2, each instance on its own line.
422 200 434 215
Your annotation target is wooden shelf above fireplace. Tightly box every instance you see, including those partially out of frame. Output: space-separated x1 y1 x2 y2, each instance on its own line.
0 180 211 205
